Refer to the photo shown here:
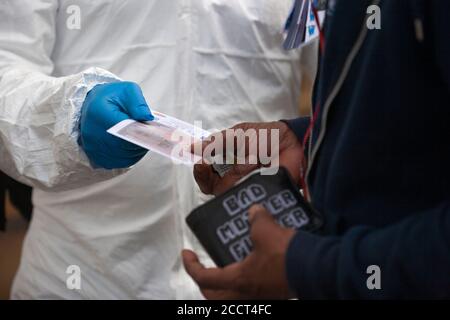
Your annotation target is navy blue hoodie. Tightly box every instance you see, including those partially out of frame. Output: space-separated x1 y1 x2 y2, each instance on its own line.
285 0 450 299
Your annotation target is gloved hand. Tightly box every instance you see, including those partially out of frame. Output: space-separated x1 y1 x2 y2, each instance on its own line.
78 81 154 169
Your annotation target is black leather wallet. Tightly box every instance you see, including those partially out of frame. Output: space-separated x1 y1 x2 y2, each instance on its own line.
186 167 323 267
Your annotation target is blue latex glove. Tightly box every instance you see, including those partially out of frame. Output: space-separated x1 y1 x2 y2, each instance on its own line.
78 81 154 169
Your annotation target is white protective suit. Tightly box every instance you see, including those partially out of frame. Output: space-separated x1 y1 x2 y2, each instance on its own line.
0 0 307 299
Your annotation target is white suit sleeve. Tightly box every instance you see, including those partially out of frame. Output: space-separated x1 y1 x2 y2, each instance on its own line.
0 0 125 191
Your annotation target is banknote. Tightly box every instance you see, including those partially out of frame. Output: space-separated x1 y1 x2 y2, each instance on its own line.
107 111 233 177
107 111 209 165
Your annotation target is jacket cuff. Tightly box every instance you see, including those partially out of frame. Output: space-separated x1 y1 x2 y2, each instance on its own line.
281 117 311 142
286 230 340 299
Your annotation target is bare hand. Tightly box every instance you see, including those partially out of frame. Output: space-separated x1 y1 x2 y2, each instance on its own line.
182 205 297 300
192 121 303 195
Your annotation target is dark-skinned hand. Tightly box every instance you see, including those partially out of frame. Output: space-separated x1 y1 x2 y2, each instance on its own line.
182 205 297 300
191 121 303 195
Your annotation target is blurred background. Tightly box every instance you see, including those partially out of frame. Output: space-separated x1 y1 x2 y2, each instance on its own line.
0 195 28 299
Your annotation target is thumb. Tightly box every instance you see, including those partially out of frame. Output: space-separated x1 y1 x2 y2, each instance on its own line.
248 204 278 249
191 130 226 159
121 82 154 121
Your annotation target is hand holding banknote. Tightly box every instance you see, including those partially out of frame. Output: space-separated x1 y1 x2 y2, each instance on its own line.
191 121 304 195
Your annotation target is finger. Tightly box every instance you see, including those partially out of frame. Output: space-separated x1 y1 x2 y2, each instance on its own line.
248 205 279 249
191 130 228 160
190 140 204 157
193 162 246 195
116 140 146 152
121 82 154 121
116 153 147 168
209 166 256 195
193 163 218 194
278 141 304 185
209 164 258 194
115 145 147 158
248 204 271 224
182 250 242 290
88 151 146 169
230 163 259 176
